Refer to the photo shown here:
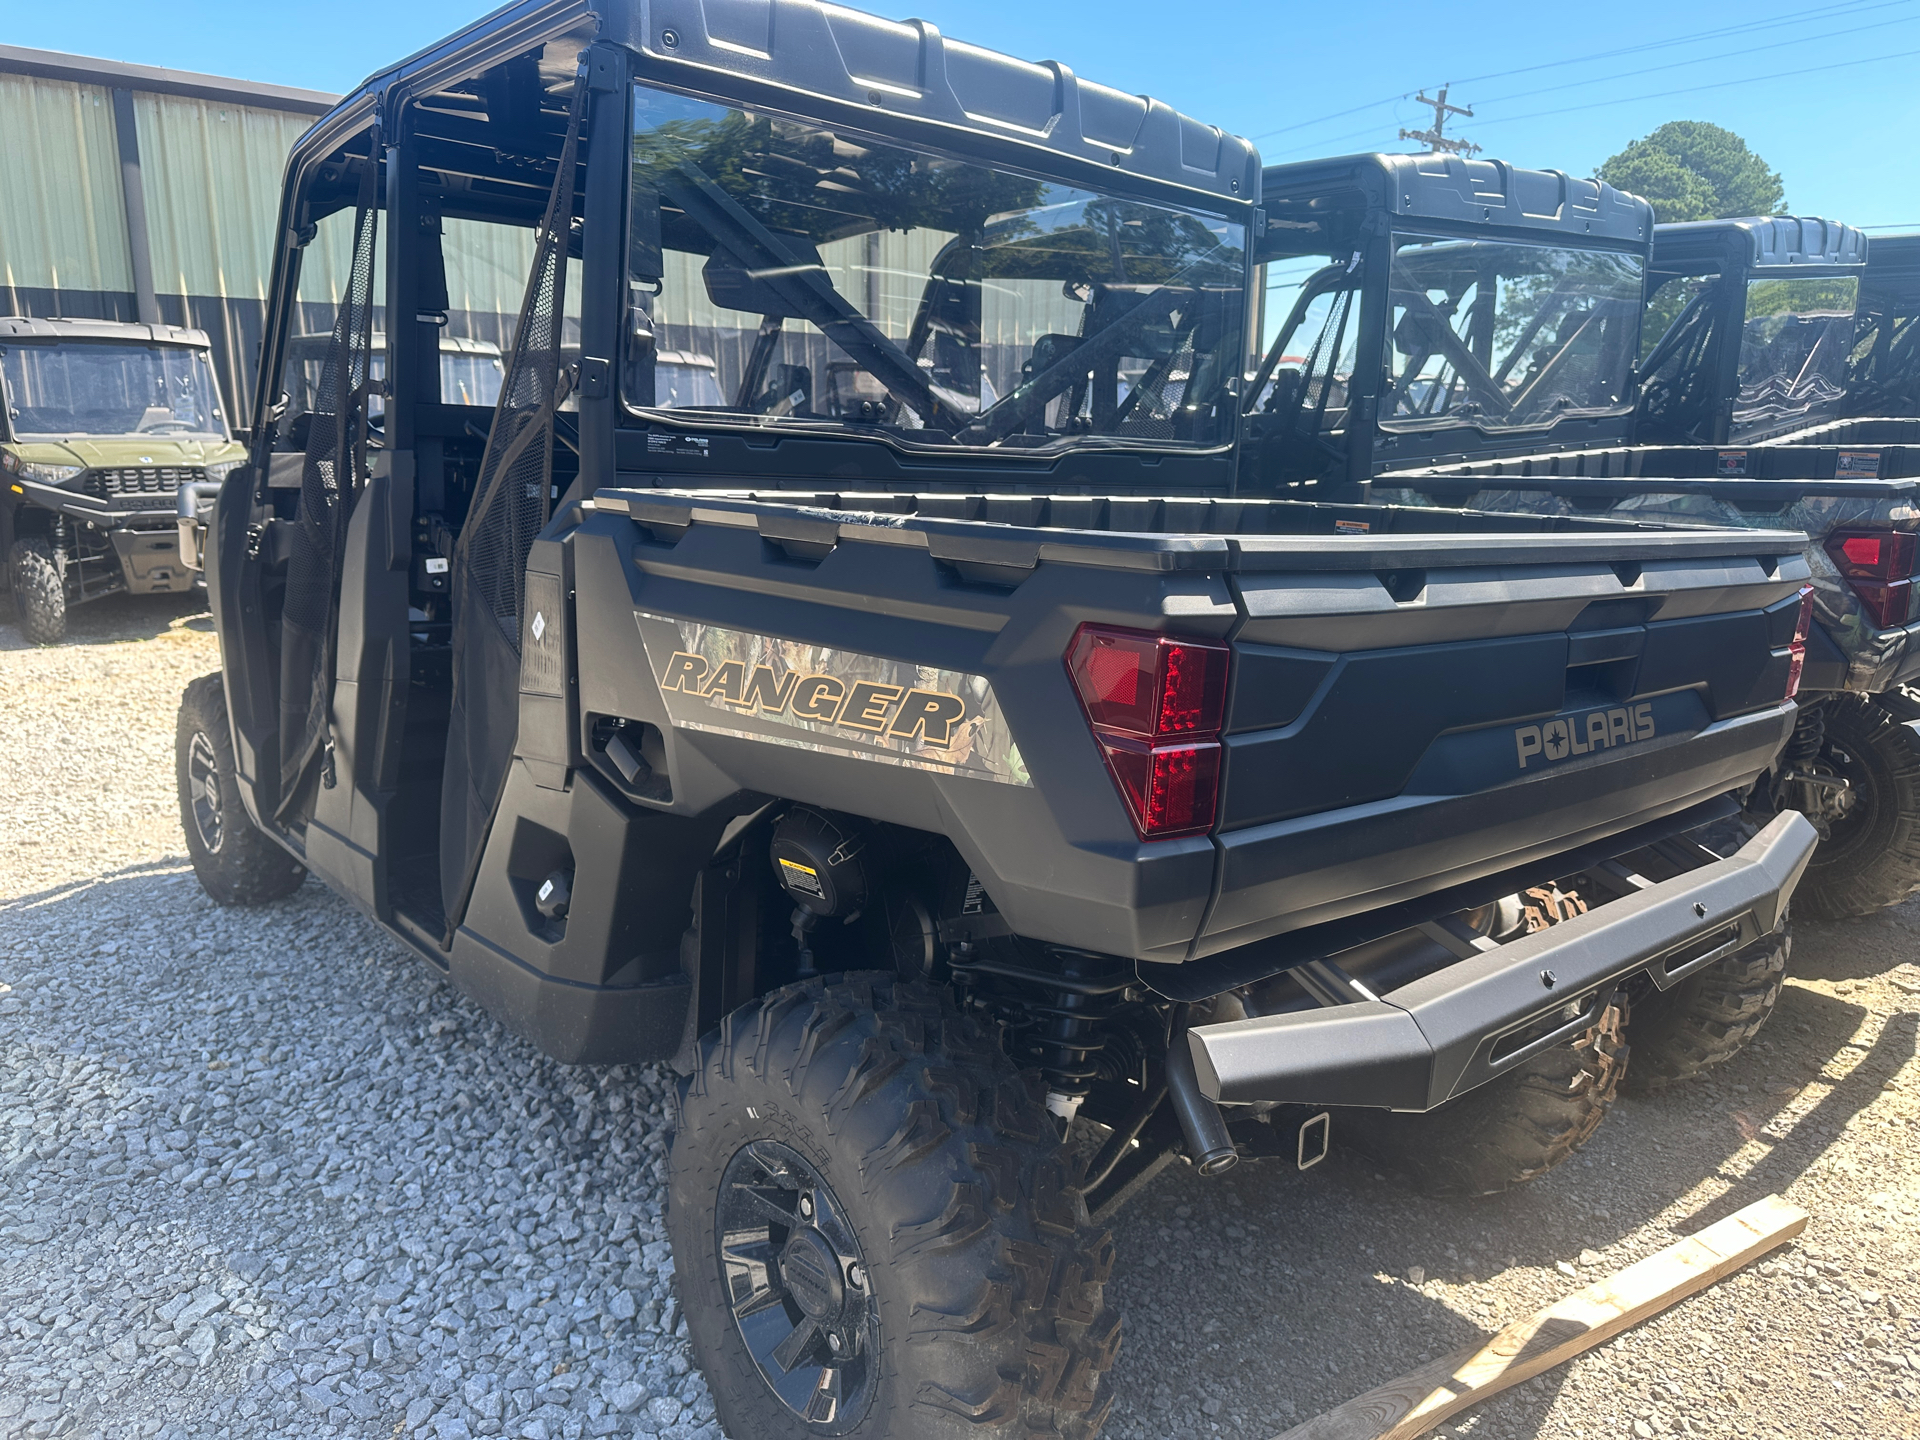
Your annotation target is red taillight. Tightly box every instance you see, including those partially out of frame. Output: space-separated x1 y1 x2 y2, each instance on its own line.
1067 626 1229 738
1826 528 1917 630
1841 535 1890 568
1066 624 1231 839
1785 584 1814 700
1101 735 1223 837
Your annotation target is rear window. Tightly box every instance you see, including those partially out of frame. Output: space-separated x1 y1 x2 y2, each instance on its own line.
1385 236 1643 433
1733 275 1860 440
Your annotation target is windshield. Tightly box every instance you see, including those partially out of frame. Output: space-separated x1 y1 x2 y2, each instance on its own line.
0 341 227 439
624 87 1248 452
1732 274 1860 440
1385 236 1642 432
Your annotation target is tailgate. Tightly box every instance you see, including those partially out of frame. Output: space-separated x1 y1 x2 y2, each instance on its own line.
1373 446 1920 696
1201 540 1810 956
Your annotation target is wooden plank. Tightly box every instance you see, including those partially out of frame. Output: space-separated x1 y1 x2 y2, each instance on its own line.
1273 1194 1809 1440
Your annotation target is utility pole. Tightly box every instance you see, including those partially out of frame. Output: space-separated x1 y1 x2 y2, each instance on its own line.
1399 85 1482 157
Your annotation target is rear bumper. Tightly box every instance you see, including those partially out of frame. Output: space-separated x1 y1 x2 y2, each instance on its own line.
1188 810 1818 1112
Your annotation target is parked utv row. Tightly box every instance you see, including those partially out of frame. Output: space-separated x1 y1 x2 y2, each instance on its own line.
149 2 1896 1436
1275 162 1920 925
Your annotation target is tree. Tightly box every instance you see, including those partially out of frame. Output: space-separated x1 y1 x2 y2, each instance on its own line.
1597 122 1786 223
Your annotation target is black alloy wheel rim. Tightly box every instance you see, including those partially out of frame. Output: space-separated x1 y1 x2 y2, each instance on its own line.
187 731 225 854
716 1140 878 1429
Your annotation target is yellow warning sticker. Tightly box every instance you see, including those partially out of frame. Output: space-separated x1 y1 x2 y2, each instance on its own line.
778 858 826 899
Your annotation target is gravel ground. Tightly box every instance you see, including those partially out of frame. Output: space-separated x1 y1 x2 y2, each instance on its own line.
4 597 1920 1440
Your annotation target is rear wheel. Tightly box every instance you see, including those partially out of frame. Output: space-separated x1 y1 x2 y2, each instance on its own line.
1794 693 1920 919
1623 927 1790 1095
1335 996 1628 1198
8 536 66 645
670 974 1120 1440
1335 883 1626 1197
176 673 306 905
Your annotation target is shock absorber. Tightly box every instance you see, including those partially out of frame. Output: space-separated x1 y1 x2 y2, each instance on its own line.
1775 697 1849 832
1029 948 1132 1124
949 945 1131 1125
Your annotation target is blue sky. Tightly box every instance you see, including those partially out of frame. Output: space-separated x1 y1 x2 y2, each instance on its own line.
16 0 1920 230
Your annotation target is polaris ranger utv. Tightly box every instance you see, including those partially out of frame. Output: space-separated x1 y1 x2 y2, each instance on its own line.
1332 200 1918 922
1635 216 1868 447
1244 150 1652 500
175 5 1817 1435
1237 155 1920 926
1790 230 1920 443
1 317 246 643
1241 154 1815 1091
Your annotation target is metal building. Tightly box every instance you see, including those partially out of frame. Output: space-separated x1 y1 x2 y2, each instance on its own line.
0 46 340 428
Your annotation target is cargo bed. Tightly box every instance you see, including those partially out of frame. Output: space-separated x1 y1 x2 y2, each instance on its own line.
571 487 1812 967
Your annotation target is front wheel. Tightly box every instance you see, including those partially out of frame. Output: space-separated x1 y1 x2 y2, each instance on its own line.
8 536 66 645
1793 693 1920 919
669 975 1121 1440
176 673 306 905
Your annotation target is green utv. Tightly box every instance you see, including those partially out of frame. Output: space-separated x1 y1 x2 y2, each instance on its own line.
174 3 1818 1435
0 318 246 643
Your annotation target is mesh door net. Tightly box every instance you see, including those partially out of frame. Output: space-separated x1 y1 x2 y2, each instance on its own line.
278 159 380 812
439 76 587 924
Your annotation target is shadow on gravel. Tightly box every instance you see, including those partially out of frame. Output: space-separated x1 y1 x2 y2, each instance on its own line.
0 857 203 914
1103 1155 1587 1439
1682 1007 1917 1233
1104 980 1909 1439
1780 904 1920 984
0 590 208 651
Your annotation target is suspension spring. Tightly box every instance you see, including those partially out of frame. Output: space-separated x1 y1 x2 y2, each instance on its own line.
1785 698 1827 766
950 945 1132 1120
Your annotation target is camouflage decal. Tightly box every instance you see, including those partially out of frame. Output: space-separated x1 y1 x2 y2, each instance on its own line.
635 613 1030 786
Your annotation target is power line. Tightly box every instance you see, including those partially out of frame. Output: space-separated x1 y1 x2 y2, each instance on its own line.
1264 112 1446 162
1445 0 1913 89
1473 9 1920 108
1248 0 1917 140
1263 24 1920 162
1468 44 1920 130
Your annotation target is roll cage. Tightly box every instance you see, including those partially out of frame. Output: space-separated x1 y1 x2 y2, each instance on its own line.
214 0 1260 946
1244 153 1651 497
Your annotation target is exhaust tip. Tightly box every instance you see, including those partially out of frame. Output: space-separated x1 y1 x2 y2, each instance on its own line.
1195 1149 1239 1177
